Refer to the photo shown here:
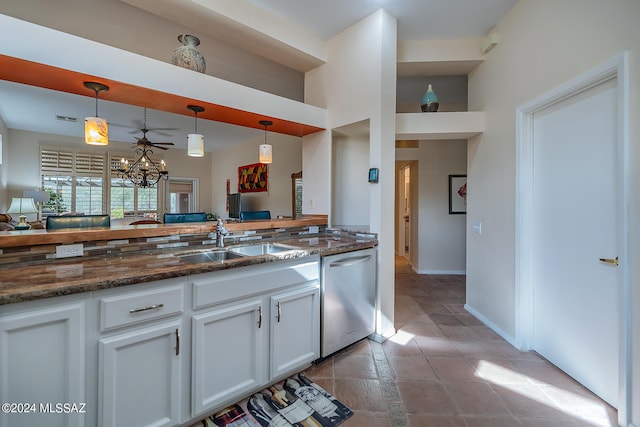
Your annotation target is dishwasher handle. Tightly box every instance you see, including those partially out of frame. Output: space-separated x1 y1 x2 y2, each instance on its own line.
328 254 372 268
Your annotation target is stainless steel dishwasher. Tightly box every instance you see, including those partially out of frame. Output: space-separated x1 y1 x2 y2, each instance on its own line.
321 247 376 357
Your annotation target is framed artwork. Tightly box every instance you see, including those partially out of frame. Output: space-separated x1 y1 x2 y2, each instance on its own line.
449 174 467 214
238 163 268 193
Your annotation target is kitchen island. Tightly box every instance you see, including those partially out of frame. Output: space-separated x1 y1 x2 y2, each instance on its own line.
0 217 377 427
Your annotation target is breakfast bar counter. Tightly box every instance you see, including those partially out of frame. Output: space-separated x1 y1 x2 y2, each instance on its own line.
0 219 376 305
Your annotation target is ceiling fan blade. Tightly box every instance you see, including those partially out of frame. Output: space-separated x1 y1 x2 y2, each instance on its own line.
150 142 175 145
151 145 169 150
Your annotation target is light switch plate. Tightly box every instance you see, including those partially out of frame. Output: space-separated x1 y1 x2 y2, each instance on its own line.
472 223 482 234
56 243 84 258
308 226 319 234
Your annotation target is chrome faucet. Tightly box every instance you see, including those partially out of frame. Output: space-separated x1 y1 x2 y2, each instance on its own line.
216 218 229 248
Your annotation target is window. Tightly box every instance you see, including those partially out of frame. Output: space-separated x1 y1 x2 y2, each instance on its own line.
41 149 105 215
40 148 161 219
109 156 159 219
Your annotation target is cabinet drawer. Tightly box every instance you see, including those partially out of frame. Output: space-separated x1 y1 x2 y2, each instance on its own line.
192 256 319 310
100 285 184 331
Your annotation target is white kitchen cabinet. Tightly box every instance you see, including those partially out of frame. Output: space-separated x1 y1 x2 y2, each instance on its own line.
0 300 85 427
191 299 264 416
270 284 320 379
189 256 320 417
98 320 182 427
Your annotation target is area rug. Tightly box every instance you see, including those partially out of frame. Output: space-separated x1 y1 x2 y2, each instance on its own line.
190 372 353 427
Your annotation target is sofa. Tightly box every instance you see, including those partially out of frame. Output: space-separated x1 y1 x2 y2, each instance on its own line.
239 210 271 220
46 214 111 230
0 213 45 230
162 212 207 224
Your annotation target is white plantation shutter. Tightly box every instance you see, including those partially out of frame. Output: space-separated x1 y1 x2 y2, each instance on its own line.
41 149 73 173
40 147 107 214
75 152 105 176
40 148 105 175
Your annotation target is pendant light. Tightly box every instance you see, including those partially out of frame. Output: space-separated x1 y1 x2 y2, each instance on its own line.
187 105 205 157
83 82 109 145
259 120 273 164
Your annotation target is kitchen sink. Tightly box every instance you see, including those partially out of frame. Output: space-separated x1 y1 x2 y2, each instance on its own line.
178 250 245 264
228 243 295 257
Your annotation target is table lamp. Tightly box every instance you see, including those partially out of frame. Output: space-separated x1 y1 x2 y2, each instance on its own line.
7 197 37 230
23 190 51 221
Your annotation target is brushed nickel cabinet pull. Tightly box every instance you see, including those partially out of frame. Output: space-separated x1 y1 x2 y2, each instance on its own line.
276 302 281 323
129 303 165 314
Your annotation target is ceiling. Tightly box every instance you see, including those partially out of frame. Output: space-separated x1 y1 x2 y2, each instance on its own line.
249 0 517 40
0 0 518 151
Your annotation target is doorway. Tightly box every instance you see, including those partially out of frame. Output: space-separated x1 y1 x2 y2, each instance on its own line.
395 161 417 264
291 171 302 219
516 54 630 422
167 178 199 213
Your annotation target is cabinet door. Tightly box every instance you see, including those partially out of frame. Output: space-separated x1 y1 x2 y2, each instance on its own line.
192 299 264 417
0 302 85 427
270 284 320 379
99 320 182 427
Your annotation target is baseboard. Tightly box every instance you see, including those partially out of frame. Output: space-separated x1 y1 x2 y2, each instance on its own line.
464 303 517 347
413 268 466 275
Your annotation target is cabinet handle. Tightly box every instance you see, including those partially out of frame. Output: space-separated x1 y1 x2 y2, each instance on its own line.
329 255 372 268
257 306 262 329
175 328 180 356
276 302 281 323
129 303 164 314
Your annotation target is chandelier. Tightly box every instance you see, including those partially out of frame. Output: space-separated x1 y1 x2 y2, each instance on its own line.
117 109 171 188
117 143 168 188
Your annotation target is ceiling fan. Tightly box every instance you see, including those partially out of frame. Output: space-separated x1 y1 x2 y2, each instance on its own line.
133 108 175 150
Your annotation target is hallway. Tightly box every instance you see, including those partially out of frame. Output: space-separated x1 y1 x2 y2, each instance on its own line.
304 257 617 426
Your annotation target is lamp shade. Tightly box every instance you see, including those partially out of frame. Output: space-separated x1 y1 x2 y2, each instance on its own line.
85 116 109 145
187 133 204 157
23 190 51 204
7 197 37 215
259 144 272 164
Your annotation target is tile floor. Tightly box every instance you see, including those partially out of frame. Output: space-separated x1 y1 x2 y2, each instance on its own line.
304 257 618 427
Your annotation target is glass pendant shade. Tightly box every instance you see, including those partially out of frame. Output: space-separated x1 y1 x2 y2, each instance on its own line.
259 143 272 163
84 82 109 145
188 133 205 157
85 116 109 145
187 105 205 157
258 120 273 164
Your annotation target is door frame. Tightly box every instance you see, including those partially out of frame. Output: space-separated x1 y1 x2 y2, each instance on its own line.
515 53 630 424
165 177 199 213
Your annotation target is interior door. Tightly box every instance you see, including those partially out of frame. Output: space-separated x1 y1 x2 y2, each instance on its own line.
531 77 619 406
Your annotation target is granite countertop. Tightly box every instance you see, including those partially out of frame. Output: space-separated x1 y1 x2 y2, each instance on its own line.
0 235 376 305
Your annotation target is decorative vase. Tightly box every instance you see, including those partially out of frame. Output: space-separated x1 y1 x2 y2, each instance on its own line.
171 34 206 73
420 84 439 112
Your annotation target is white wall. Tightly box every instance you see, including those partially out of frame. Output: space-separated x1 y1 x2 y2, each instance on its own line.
332 134 370 228
397 140 467 274
0 0 304 101
304 10 397 339
210 133 302 219
467 0 640 423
